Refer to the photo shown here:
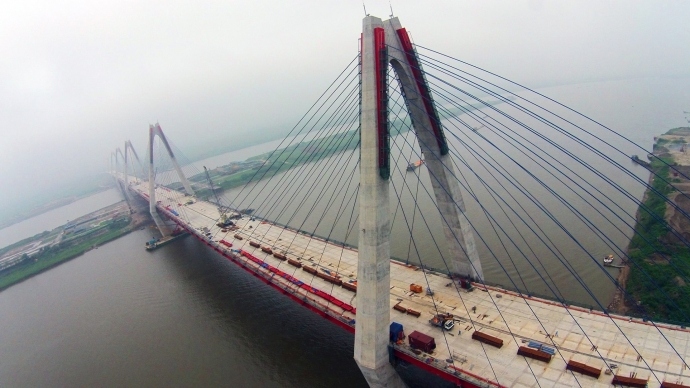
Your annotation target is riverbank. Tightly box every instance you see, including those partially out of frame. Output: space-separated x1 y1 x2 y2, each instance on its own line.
608 127 690 324
0 185 112 231
0 199 152 292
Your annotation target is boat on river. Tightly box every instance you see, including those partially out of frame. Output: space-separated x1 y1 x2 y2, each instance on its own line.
406 160 423 171
603 254 615 265
145 231 189 250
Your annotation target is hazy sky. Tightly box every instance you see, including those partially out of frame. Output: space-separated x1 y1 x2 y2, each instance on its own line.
1 1 689 217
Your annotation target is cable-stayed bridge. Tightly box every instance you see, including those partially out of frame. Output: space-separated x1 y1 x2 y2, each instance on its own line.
111 15 690 388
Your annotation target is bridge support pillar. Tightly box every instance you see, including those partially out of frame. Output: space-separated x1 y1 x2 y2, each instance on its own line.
384 18 483 281
147 123 195 236
354 15 406 388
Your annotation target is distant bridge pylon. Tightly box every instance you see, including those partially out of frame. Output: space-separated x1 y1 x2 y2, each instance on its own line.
147 123 195 236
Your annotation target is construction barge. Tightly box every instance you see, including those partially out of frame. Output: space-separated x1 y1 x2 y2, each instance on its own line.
127 179 690 388
145 230 189 250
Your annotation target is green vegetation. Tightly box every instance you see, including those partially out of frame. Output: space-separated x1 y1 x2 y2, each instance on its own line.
666 127 690 136
0 217 132 291
625 157 690 324
185 128 364 199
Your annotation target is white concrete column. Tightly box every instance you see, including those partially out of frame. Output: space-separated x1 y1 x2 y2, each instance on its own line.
354 15 406 388
148 125 171 236
152 123 195 196
384 18 483 281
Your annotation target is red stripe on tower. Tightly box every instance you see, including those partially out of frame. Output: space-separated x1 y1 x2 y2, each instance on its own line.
396 28 449 155
373 27 390 179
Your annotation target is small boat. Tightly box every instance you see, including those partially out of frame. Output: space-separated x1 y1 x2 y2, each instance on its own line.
603 254 614 265
406 160 424 171
145 230 189 251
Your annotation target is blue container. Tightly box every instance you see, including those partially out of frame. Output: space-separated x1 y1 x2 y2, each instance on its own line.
390 322 404 342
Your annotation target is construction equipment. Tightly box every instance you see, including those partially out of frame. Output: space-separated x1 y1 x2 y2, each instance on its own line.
203 166 234 228
429 313 455 331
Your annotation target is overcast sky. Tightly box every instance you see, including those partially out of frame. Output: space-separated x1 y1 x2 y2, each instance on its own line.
1 0 689 217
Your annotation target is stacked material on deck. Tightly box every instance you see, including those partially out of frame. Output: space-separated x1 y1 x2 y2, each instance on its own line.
517 346 552 363
565 360 601 378
342 282 357 292
471 330 503 348
611 375 648 388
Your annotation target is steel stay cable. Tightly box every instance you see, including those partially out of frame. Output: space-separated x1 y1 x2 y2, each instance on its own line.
301 157 362 300
424 70 690 319
232 79 360 220
237 76 361 229
415 44 690 194
389 153 506 386
387 84 533 294
415 51 690 251
387 134 543 387
247 99 361 246
384 66 669 381
384 70 421 236
385 97 587 386
414 50 690 300
228 57 360 210
271 131 361 271
427 99 685 380
250 89 361 230
244 116 361 271
388 81 543 289
420 58 690 265
387 81 553 384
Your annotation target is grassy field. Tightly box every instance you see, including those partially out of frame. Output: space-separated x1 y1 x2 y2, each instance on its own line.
625 156 690 324
0 218 131 291
189 128 363 199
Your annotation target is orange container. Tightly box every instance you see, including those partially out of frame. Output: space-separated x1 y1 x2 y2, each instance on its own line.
410 284 423 293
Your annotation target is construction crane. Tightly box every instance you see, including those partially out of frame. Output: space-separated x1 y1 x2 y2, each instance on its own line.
203 166 233 228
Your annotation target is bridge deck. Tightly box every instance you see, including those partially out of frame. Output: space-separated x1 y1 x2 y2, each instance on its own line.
131 179 690 388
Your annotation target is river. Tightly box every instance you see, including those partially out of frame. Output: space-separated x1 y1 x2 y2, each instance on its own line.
0 76 688 387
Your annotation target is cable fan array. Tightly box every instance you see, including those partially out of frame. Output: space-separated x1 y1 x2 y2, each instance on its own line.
119 42 690 387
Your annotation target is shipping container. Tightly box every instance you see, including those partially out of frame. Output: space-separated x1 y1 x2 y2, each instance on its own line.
342 282 357 292
408 331 436 353
517 346 552 363
249 241 260 248
612 374 648 388
393 304 407 313
261 246 272 254
661 382 690 388
566 360 601 378
234 234 243 240
316 272 342 285
406 308 421 317
303 266 318 275
410 284 423 293
471 330 503 348
273 252 287 261
287 259 302 268
390 322 405 343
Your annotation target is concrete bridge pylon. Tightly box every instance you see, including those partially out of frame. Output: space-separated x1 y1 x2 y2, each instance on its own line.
147 123 195 236
355 14 483 388
124 140 144 187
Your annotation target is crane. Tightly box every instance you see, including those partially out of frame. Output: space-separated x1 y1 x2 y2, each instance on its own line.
203 166 233 228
